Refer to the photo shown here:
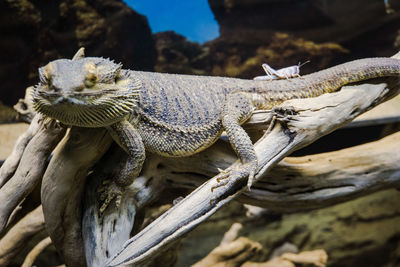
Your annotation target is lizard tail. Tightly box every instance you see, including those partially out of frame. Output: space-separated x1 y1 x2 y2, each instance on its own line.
250 57 400 109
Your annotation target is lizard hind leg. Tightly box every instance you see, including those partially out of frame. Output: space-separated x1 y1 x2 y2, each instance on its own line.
217 93 258 190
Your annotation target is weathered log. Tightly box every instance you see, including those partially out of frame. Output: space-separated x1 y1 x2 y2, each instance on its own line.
192 222 327 267
21 236 52 267
0 86 38 186
0 115 66 234
0 206 45 266
242 250 328 267
192 222 261 267
159 129 400 213
13 86 35 124
0 115 41 188
82 146 166 266
239 130 400 212
192 236 262 267
41 127 112 266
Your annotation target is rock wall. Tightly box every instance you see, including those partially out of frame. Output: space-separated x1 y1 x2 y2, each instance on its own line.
153 31 209 75
208 0 400 58
153 30 348 79
0 0 156 106
204 32 348 78
159 0 400 79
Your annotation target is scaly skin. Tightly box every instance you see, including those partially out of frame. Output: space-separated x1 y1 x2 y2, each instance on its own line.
32 48 400 213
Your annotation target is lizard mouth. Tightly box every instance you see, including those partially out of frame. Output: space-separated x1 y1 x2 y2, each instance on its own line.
32 86 139 127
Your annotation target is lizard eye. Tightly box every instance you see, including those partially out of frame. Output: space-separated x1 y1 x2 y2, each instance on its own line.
85 72 97 87
84 62 98 88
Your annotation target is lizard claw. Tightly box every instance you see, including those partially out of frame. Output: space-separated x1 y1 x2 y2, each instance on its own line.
212 161 257 192
273 106 298 125
38 116 55 129
98 180 124 215
273 106 298 117
245 161 257 190
210 161 257 205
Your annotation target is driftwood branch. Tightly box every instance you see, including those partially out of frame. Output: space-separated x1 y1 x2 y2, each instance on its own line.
157 127 400 213
239 130 400 211
0 115 41 188
192 222 262 267
13 86 35 124
142 125 400 213
242 250 328 267
0 115 66 234
0 54 400 266
82 146 166 267
193 222 327 267
0 206 45 266
193 236 262 267
41 127 113 266
21 236 52 267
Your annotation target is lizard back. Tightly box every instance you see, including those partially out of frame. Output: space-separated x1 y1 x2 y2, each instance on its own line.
130 57 400 156
132 71 231 156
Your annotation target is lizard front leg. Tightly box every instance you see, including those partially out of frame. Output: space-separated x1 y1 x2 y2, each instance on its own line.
218 93 258 189
99 118 145 214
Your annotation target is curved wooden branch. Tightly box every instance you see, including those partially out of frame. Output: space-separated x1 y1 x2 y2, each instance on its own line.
0 115 66 234
242 250 328 267
239 130 400 211
0 115 41 188
41 127 112 266
193 222 327 267
21 236 52 267
135 128 400 213
108 74 400 266
82 147 166 266
0 206 45 266
0 86 38 187
193 236 262 267
13 86 35 124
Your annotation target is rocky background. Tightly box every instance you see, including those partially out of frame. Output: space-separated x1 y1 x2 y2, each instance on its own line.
0 0 155 107
1 0 400 266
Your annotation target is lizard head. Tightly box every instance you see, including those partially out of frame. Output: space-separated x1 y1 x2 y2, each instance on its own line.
33 48 141 127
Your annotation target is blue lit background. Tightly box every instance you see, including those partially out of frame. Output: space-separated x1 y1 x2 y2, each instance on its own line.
123 0 219 43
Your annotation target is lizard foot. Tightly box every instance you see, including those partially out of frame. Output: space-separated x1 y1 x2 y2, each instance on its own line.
98 180 124 215
273 106 298 124
211 161 258 192
38 116 54 129
38 116 63 129
273 106 298 116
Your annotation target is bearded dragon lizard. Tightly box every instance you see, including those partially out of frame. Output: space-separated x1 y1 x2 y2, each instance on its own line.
32 48 400 213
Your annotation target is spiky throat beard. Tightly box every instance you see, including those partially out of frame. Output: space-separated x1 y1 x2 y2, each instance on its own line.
33 85 140 128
